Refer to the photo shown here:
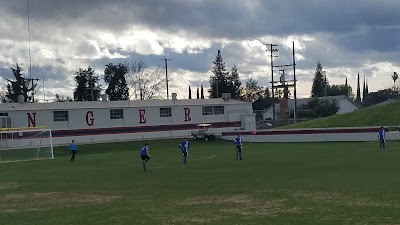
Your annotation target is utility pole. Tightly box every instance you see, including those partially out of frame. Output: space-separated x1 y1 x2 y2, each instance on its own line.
42 72 45 102
27 0 35 102
292 41 297 123
265 44 278 126
323 71 327 97
162 58 172 100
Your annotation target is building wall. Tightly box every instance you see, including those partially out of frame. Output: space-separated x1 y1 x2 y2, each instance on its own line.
337 99 359 114
1 99 255 145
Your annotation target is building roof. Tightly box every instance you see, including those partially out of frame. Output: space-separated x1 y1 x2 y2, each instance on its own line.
0 98 250 111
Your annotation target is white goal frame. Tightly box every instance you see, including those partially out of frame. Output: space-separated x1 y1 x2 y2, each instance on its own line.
0 126 54 163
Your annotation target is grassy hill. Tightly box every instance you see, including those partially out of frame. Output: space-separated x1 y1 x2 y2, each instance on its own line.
281 100 400 129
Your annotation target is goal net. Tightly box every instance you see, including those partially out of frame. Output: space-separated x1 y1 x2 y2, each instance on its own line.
0 127 54 163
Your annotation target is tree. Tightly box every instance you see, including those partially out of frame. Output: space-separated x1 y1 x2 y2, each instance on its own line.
196 86 199 99
297 98 340 118
0 86 7 103
356 72 361 103
239 78 275 110
5 64 36 102
240 78 264 102
73 67 101 101
252 87 274 111
228 65 242 99
54 93 73 102
201 84 204 99
126 60 166 100
209 49 229 98
104 63 129 101
326 84 352 97
188 86 192 99
392 72 398 88
364 88 398 107
311 62 327 97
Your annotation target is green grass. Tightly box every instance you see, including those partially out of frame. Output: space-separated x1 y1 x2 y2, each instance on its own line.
282 100 400 129
1 139 400 225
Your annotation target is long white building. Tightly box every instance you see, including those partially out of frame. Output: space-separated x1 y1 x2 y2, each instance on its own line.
0 97 255 145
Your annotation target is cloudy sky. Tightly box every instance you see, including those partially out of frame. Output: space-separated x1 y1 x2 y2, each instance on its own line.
0 0 399 101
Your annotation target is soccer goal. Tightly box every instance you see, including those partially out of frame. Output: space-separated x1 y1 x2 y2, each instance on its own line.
0 127 54 163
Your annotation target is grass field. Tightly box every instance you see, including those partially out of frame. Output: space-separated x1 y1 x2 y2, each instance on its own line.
282 100 400 129
1 139 400 225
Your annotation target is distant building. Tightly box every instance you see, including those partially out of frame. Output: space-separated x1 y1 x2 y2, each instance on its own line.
262 95 360 120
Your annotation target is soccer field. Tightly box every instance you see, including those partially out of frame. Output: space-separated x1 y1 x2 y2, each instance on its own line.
1 139 400 225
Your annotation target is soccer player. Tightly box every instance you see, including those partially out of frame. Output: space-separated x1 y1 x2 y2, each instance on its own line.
70 140 77 162
179 138 190 165
378 126 386 151
140 143 151 171
234 134 243 160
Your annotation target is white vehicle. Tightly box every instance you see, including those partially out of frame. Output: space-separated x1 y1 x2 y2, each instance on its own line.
191 124 216 141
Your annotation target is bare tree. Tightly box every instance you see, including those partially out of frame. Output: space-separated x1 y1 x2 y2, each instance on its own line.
0 86 7 103
126 60 167 100
54 93 73 102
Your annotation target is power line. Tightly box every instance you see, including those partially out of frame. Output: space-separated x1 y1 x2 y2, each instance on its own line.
27 0 32 81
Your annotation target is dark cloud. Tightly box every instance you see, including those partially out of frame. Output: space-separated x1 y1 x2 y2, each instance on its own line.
3 1 399 37
0 0 399 99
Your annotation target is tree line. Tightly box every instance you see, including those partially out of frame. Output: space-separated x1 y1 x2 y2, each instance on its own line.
1 61 167 103
1 50 398 113
310 62 399 108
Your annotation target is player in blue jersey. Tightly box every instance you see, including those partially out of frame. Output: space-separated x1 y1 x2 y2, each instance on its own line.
378 126 386 151
140 144 151 171
179 138 190 165
234 134 243 160
70 140 77 162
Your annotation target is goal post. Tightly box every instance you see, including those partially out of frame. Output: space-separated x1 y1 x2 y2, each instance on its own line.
0 127 54 163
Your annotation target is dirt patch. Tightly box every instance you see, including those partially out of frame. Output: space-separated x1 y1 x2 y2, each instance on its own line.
0 192 119 213
178 194 295 218
180 194 251 206
0 182 21 190
288 190 397 208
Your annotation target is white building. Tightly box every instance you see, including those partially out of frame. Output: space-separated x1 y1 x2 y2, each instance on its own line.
262 95 360 120
0 97 255 145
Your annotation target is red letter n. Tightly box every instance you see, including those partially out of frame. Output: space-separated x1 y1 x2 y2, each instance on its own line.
27 112 36 127
184 108 191 122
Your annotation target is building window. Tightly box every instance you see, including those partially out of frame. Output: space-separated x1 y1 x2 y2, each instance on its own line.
213 106 224 115
202 106 224 115
0 112 8 117
202 106 213 115
110 109 123 120
53 111 69 122
160 108 172 117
